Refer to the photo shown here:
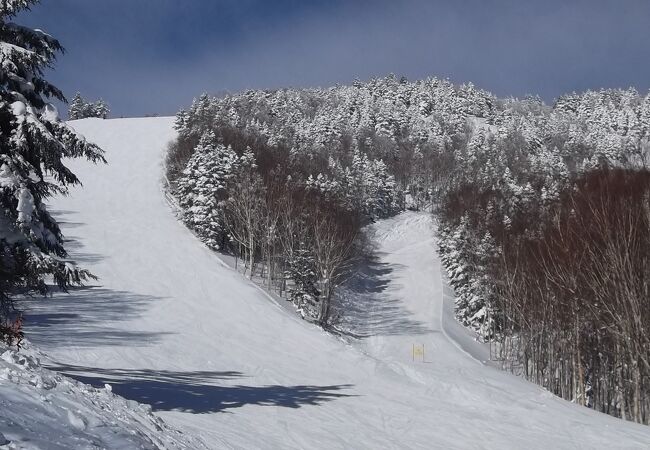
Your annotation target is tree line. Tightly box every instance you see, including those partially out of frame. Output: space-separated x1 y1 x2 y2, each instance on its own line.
438 90 650 424
167 112 384 325
169 78 650 423
68 92 110 120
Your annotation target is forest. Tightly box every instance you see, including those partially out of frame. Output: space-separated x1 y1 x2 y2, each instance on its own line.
167 76 650 424
2 1 650 446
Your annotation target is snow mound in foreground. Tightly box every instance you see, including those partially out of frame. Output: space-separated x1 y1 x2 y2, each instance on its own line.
0 343 205 450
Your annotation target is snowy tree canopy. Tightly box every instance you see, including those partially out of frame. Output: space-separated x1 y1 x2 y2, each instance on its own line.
175 132 238 249
167 74 650 420
68 92 110 120
0 0 105 343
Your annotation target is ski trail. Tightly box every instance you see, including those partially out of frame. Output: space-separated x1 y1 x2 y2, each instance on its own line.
20 117 650 449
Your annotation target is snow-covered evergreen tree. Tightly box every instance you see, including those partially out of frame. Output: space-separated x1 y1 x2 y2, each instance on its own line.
285 249 320 317
67 93 109 120
0 0 105 343
174 132 237 249
92 98 109 119
68 92 86 119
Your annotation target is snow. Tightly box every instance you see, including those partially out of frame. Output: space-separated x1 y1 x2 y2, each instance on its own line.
0 343 205 449
10 101 26 117
16 187 34 225
41 103 59 122
467 115 498 135
17 117 650 448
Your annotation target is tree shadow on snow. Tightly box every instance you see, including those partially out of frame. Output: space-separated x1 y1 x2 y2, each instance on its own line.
60 235 105 264
22 286 172 348
49 364 355 414
21 209 170 348
332 246 431 338
50 209 106 265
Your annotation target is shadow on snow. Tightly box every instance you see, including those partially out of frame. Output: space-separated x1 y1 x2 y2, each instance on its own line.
49 364 355 414
51 209 106 265
333 246 431 338
21 209 170 348
39 212 354 414
22 286 172 348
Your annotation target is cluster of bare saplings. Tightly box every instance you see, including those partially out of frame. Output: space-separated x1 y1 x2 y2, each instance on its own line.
167 124 360 326
224 178 359 326
493 168 650 424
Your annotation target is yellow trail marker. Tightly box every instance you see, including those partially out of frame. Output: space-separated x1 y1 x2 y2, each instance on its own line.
412 344 425 362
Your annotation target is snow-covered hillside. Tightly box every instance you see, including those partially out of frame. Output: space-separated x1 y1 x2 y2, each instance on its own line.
19 117 650 449
0 343 205 449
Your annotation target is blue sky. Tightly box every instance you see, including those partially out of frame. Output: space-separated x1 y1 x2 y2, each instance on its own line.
18 0 650 117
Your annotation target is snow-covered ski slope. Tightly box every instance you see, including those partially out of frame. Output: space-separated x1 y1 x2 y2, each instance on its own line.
0 343 204 449
24 117 650 449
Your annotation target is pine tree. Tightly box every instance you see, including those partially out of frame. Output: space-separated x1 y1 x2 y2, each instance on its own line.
68 92 86 120
92 98 109 119
68 94 109 120
369 159 398 218
174 132 237 249
0 0 105 344
285 249 320 317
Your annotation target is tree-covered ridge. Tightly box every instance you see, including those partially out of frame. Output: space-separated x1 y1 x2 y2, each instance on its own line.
170 74 650 423
438 88 650 424
0 0 104 343
174 76 493 203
